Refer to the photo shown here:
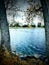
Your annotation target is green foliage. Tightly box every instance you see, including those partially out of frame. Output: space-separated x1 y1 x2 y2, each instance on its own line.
9 22 20 27
31 25 36 27
37 22 45 28
22 25 29 27
37 22 41 27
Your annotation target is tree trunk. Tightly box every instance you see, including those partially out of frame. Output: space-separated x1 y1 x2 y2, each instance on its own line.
0 0 11 52
40 0 49 61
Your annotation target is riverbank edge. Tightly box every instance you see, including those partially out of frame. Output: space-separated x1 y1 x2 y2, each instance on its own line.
0 47 48 65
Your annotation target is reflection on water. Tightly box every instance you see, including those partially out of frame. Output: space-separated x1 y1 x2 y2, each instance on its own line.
10 28 46 57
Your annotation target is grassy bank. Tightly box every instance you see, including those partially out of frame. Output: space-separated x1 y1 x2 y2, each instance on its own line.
0 47 48 65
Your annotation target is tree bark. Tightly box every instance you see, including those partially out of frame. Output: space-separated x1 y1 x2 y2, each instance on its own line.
40 0 49 61
0 0 11 52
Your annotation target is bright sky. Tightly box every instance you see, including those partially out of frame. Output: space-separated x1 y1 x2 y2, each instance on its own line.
14 12 27 25
7 0 44 26
33 15 44 26
7 11 44 26
14 12 44 26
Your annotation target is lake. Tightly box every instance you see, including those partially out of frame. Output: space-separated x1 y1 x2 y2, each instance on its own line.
10 28 46 57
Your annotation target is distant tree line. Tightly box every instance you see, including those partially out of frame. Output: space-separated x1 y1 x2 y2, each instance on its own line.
9 22 45 28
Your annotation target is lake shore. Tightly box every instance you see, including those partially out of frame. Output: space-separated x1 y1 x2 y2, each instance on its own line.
0 47 48 65
9 27 45 29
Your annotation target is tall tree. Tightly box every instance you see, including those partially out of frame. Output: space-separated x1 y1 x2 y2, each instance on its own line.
0 0 11 52
40 0 49 61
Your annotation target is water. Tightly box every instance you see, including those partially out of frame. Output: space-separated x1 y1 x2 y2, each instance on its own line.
10 28 46 57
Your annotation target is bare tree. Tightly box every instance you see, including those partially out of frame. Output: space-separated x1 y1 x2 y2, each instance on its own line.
40 0 49 61
0 0 11 52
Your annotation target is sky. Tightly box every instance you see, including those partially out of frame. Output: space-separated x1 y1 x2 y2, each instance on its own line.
6 0 44 26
